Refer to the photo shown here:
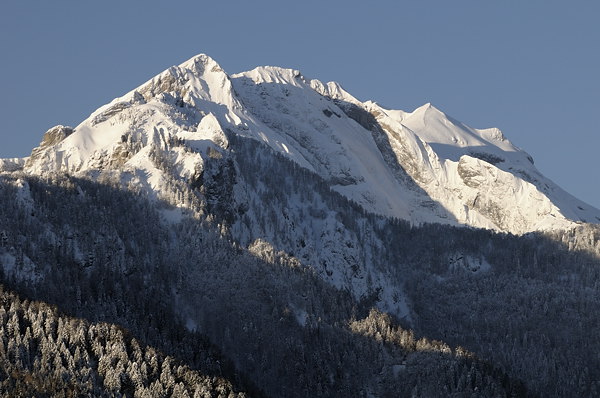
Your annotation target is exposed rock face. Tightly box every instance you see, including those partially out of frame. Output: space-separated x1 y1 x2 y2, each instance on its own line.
38 125 73 148
25 125 73 168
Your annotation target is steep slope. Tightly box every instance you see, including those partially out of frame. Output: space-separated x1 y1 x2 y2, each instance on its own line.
18 53 600 235
1 169 599 396
368 101 600 232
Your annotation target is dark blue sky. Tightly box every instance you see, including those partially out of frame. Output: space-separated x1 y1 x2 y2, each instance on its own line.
1 1 599 208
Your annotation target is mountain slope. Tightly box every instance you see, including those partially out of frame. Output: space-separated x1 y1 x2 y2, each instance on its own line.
19 54 600 235
0 173 535 397
12 51 600 343
1 166 599 397
3 53 600 397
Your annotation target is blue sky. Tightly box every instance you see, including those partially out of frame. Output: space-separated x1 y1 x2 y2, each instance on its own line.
1 1 599 208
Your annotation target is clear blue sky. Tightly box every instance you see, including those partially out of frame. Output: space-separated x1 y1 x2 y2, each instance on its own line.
1 1 599 209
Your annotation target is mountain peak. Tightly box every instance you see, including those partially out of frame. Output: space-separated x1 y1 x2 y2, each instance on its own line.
178 53 224 74
409 102 444 119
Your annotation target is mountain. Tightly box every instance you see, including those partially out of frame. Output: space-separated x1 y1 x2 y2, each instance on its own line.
20 54 600 235
2 53 600 397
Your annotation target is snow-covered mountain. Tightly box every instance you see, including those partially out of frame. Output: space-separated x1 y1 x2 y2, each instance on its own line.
3 54 600 397
17 54 600 234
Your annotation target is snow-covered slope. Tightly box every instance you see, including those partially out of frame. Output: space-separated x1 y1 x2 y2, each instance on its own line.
19 53 600 234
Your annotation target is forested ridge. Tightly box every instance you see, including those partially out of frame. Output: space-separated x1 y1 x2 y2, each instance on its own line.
0 285 245 397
